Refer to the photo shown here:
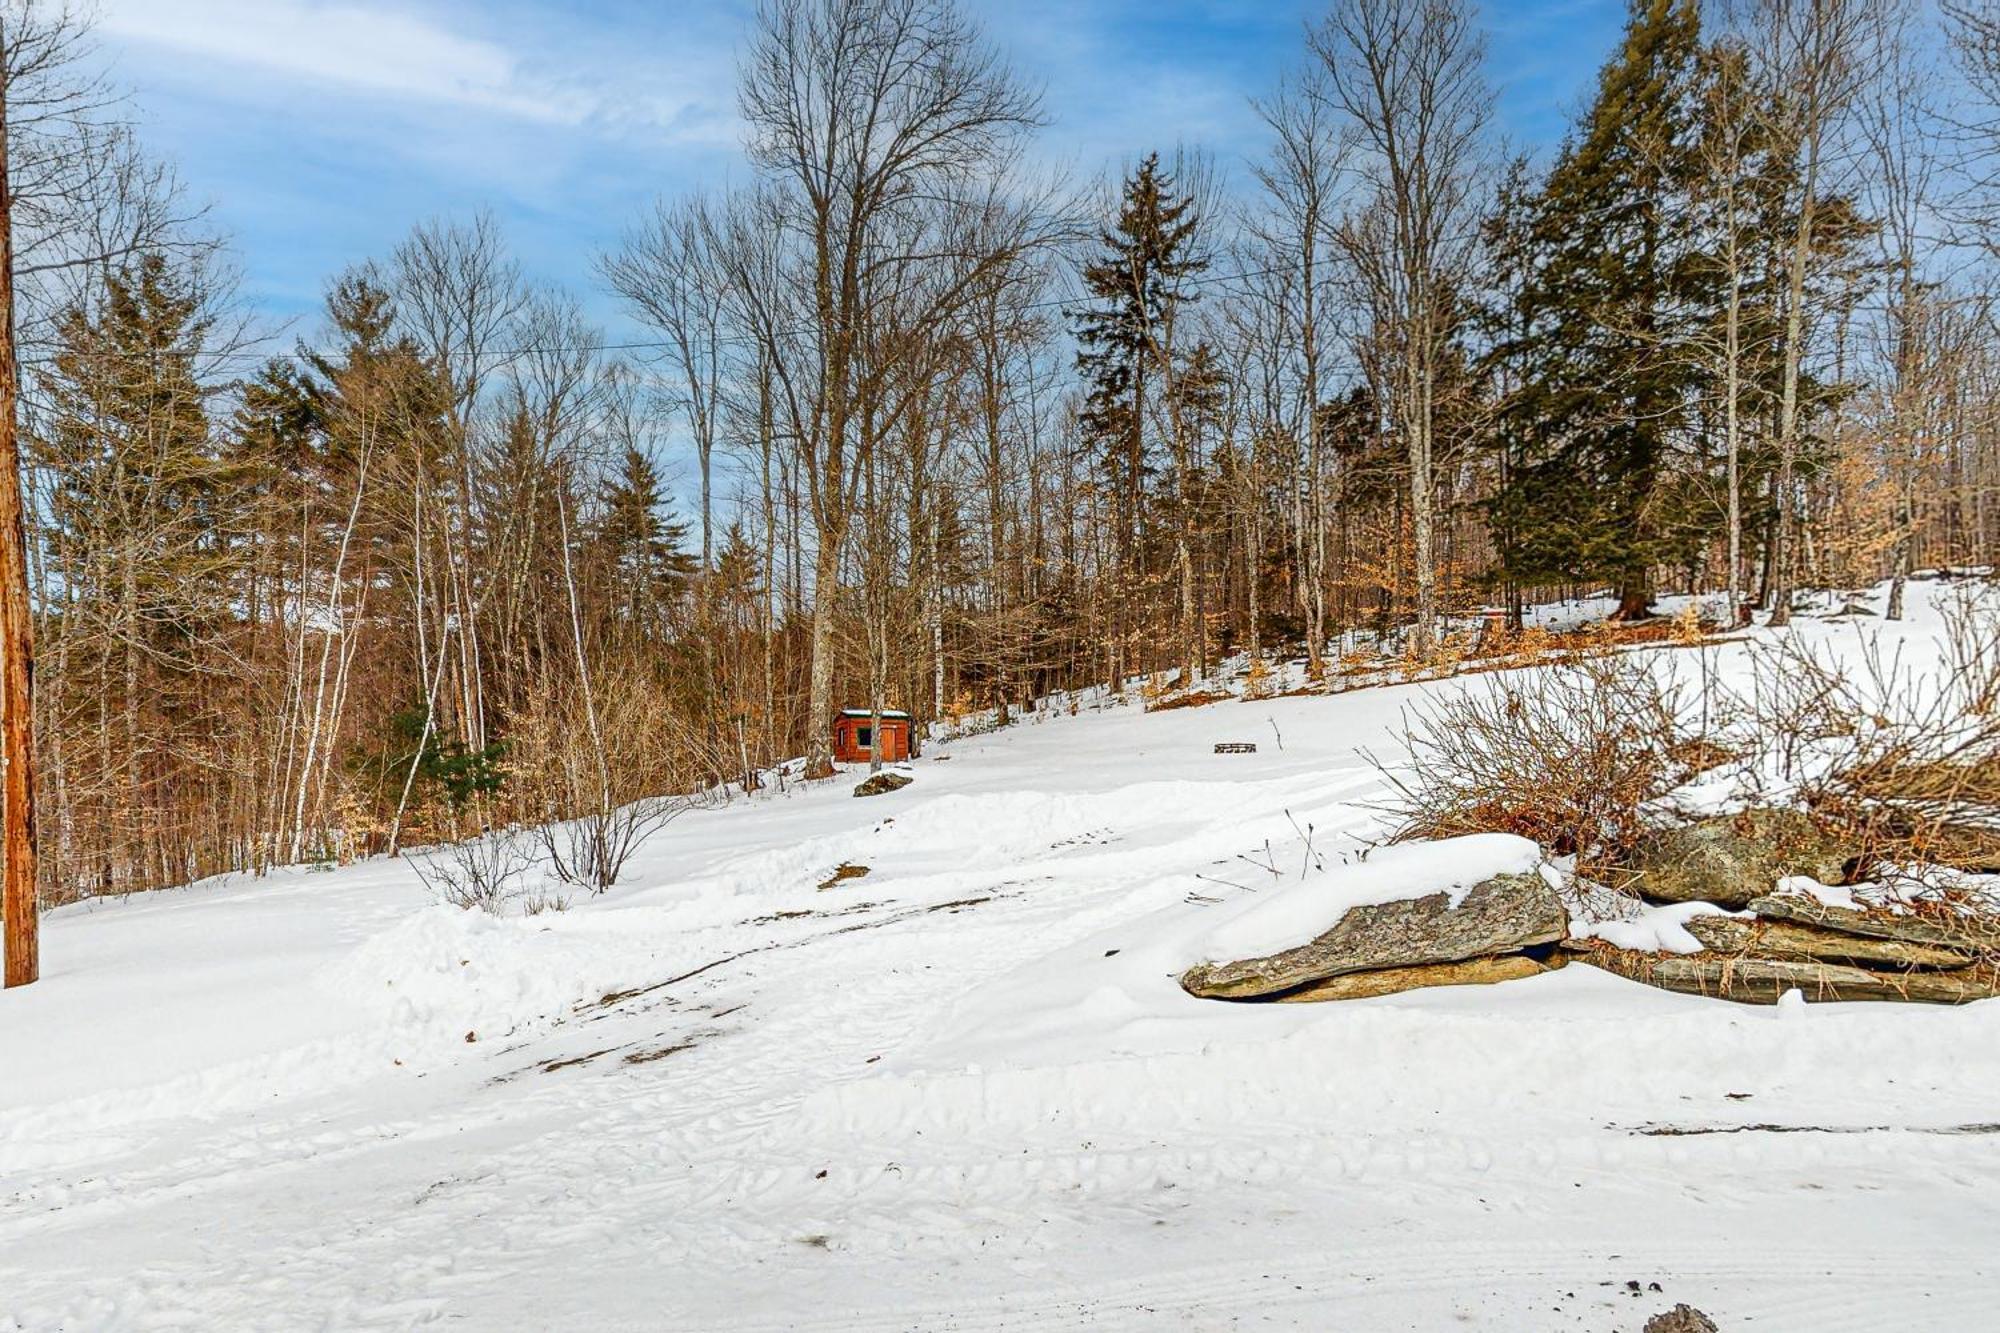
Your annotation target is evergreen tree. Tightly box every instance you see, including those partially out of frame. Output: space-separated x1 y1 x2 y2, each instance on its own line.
1490 0 1715 616
30 252 229 887
595 446 696 635
36 253 226 657
711 520 764 631
1072 153 1208 572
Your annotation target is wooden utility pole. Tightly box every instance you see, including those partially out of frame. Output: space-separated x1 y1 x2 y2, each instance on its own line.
0 19 38 990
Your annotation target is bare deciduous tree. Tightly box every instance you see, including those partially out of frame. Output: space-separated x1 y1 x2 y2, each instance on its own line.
732 0 1043 777
1313 0 1492 653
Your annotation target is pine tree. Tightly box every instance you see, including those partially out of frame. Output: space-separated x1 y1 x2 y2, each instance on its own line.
31 253 228 890
1072 153 1208 574
711 521 764 629
1491 0 1715 617
36 253 227 666
595 446 695 636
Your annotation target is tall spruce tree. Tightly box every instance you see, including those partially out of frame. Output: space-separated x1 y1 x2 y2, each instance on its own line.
596 445 695 638
1072 153 1207 579
31 253 228 890
1477 155 1544 627
1491 0 1715 616
36 253 226 674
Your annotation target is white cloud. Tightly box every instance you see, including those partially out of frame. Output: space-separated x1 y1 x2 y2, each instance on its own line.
98 0 606 124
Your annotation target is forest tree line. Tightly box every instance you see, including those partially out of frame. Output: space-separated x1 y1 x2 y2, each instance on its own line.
12 0 2000 903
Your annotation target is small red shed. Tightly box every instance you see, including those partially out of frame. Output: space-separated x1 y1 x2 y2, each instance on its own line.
833 708 913 764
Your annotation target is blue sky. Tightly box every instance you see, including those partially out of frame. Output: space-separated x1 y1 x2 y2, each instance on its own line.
95 0 1626 339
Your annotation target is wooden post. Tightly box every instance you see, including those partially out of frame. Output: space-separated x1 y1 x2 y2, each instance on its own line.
0 21 38 989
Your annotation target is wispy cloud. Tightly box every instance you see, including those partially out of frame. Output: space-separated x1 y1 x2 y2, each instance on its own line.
96 0 743 144
97 0 597 122
87 0 1621 328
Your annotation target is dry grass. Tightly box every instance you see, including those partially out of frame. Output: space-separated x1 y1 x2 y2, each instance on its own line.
1145 688 1233 713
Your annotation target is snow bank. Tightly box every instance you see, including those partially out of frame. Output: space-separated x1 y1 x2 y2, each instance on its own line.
318 905 677 1046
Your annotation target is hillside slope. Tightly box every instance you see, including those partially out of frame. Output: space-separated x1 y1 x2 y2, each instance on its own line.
5 590 1999 1331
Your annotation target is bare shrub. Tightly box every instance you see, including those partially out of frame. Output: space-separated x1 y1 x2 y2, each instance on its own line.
1375 580 2000 893
409 828 540 913
507 664 717 894
542 797 691 894
1374 651 1716 870
1736 583 2000 871
1936 580 2000 718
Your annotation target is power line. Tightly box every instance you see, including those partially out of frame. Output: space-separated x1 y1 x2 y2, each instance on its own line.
67 260 1306 373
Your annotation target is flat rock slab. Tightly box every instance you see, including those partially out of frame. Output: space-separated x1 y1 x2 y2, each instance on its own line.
1686 914 1974 970
1632 809 1852 909
1574 944 2000 1005
1749 892 2000 955
1182 871 1567 1000
1269 952 1561 1003
853 772 913 797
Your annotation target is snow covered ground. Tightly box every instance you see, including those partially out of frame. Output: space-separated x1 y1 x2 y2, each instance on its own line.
6 587 2000 1331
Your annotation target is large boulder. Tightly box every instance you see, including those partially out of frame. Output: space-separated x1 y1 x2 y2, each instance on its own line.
1574 943 2000 1005
1182 870 1567 1000
1749 891 2000 955
1270 952 1563 1003
1630 809 1853 909
853 771 913 797
1684 914 1975 970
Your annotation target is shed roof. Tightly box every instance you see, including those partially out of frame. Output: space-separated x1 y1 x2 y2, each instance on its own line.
838 708 911 720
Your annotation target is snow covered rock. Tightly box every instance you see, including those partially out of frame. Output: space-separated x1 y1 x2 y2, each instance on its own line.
1567 899 1721 954
1685 913 1975 970
1630 809 1853 909
1180 836 1565 1000
853 771 913 797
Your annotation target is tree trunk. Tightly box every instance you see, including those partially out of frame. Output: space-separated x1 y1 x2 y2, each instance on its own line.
803 537 840 779
1408 357 1438 653
0 56 37 987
